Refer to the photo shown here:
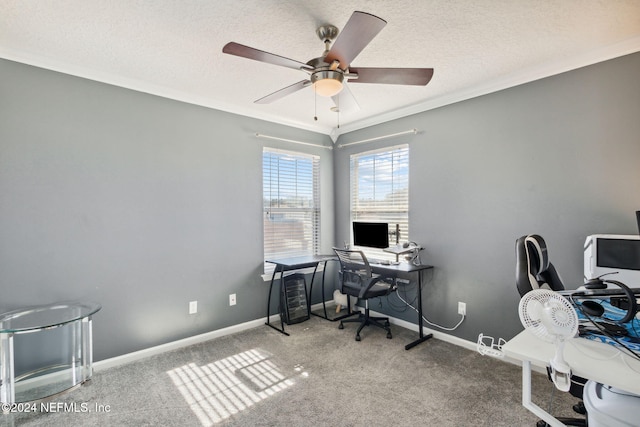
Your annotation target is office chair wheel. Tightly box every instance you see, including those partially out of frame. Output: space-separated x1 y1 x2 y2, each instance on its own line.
355 334 361 341
386 331 392 339
339 322 344 329
573 402 586 415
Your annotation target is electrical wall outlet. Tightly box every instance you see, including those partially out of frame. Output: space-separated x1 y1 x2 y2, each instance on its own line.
229 293 237 306
458 301 466 316
189 300 198 314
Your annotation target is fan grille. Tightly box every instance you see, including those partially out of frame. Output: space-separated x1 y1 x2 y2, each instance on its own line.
518 289 578 342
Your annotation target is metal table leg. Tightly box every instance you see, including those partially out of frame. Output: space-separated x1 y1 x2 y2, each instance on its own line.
405 269 433 350
310 259 358 322
265 265 289 336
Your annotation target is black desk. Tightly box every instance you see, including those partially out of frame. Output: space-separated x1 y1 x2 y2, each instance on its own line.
368 262 434 350
265 255 335 336
265 256 434 350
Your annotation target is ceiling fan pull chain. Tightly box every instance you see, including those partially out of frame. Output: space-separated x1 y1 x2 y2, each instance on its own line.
314 89 318 121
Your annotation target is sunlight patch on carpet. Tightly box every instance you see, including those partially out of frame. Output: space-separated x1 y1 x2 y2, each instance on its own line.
167 348 295 425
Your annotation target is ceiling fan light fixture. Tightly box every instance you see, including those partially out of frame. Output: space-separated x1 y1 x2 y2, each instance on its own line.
311 70 344 97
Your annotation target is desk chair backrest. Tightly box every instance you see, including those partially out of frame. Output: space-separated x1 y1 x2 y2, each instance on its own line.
333 248 373 292
333 247 397 297
515 234 565 297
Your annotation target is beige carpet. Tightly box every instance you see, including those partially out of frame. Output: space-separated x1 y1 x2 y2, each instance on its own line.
4 314 580 426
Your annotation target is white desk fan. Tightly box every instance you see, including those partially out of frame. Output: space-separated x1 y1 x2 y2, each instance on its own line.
518 289 579 392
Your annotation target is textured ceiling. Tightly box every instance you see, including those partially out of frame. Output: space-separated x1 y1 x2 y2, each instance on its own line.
2 1 640 140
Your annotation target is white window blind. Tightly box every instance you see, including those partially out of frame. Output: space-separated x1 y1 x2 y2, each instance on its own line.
263 148 320 271
350 144 409 260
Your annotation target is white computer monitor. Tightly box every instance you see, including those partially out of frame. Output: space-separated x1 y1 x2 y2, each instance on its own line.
584 234 640 286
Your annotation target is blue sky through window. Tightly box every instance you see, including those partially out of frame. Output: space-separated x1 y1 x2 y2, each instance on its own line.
354 150 408 203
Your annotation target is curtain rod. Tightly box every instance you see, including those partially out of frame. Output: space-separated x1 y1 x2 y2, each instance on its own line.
337 129 418 148
255 133 333 150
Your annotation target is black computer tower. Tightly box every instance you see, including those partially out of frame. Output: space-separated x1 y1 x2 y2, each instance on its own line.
281 273 309 324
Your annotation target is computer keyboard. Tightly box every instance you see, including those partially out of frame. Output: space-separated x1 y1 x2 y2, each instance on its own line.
368 258 391 265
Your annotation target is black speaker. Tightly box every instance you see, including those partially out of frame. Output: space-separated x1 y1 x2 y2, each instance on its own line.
281 273 310 325
636 210 640 234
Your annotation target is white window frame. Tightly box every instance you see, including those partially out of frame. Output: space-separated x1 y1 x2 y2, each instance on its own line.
350 144 409 261
263 148 320 274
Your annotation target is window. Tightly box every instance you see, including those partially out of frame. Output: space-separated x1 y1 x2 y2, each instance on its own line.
350 144 409 260
263 148 320 272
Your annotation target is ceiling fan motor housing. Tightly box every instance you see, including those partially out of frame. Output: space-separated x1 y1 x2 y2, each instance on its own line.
310 69 344 84
310 68 344 97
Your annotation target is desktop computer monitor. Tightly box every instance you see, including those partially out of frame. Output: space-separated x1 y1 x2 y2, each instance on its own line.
352 221 389 249
584 234 640 285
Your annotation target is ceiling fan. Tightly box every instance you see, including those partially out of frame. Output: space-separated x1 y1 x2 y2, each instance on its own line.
222 11 434 113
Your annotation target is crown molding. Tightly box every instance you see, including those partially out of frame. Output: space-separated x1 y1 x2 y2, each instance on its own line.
330 35 640 140
0 48 335 136
3 34 639 142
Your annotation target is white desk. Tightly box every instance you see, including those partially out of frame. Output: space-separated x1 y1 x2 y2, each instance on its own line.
502 330 640 426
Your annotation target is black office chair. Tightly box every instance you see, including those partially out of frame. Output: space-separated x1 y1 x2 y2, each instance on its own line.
515 234 587 427
333 248 396 341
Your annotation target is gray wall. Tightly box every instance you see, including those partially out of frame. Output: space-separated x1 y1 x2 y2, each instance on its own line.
0 58 334 363
1 52 639 364
334 52 640 342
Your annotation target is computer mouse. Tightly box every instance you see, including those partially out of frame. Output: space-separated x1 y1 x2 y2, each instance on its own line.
581 300 605 317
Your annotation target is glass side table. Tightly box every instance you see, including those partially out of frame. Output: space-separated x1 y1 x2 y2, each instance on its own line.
0 301 101 404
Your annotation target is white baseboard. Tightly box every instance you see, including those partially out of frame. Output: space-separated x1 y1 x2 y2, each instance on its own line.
364 307 477 352
95 302 529 372
371 308 537 372
94 316 274 371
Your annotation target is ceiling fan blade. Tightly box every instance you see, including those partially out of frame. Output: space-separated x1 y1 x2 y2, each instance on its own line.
348 67 434 86
324 11 386 70
255 80 312 104
331 84 360 113
223 42 312 71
